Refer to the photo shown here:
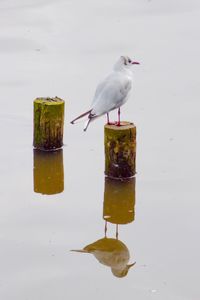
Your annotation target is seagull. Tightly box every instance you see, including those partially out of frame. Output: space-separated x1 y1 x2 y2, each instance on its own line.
70 55 140 131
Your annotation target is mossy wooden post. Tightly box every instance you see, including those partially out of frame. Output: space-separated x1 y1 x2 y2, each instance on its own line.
104 122 136 179
33 97 65 151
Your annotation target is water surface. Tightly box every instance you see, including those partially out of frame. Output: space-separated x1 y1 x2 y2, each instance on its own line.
1 0 200 299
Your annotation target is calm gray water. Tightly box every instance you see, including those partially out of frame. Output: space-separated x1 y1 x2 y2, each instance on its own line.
1 1 200 299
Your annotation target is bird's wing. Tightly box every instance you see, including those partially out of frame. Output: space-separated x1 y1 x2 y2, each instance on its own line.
91 78 109 108
91 73 132 116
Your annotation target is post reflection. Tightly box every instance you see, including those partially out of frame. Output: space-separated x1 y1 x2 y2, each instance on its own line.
72 176 136 278
33 149 64 195
103 177 135 225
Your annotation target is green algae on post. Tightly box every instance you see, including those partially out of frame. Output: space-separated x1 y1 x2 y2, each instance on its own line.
104 122 136 178
33 97 65 151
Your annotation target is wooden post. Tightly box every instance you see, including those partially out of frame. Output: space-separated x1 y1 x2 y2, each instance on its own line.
104 122 136 179
33 149 64 195
33 97 65 151
103 177 135 225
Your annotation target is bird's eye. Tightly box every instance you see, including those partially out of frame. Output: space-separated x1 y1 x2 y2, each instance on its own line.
128 59 131 63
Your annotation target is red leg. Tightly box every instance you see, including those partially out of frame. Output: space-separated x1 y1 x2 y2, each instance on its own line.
107 113 116 125
104 221 107 237
117 108 121 126
116 224 119 239
107 113 109 124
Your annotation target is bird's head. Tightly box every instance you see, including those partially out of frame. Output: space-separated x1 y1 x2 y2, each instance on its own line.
111 262 136 278
114 56 140 71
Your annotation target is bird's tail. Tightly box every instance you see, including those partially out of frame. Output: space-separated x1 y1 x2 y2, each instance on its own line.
70 109 92 124
83 114 99 132
70 249 88 253
83 118 92 132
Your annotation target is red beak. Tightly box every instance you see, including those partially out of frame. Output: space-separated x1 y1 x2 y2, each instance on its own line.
132 61 140 65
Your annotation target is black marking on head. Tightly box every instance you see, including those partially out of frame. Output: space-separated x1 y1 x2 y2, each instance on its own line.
124 56 128 65
121 56 126 65
121 56 132 65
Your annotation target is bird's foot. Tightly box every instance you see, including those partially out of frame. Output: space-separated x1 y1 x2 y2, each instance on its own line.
107 121 122 126
107 121 116 125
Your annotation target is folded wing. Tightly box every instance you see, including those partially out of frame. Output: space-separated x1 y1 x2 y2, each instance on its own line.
91 73 132 117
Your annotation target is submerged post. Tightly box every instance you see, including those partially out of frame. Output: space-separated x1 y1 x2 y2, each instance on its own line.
104 122 136 179
33 97 65 151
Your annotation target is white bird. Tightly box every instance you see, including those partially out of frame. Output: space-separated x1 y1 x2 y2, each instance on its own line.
71 56 140 131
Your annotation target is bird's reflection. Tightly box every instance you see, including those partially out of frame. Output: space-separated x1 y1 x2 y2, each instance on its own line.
72 176 136 278
72 234 135 278
33 149 64 195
